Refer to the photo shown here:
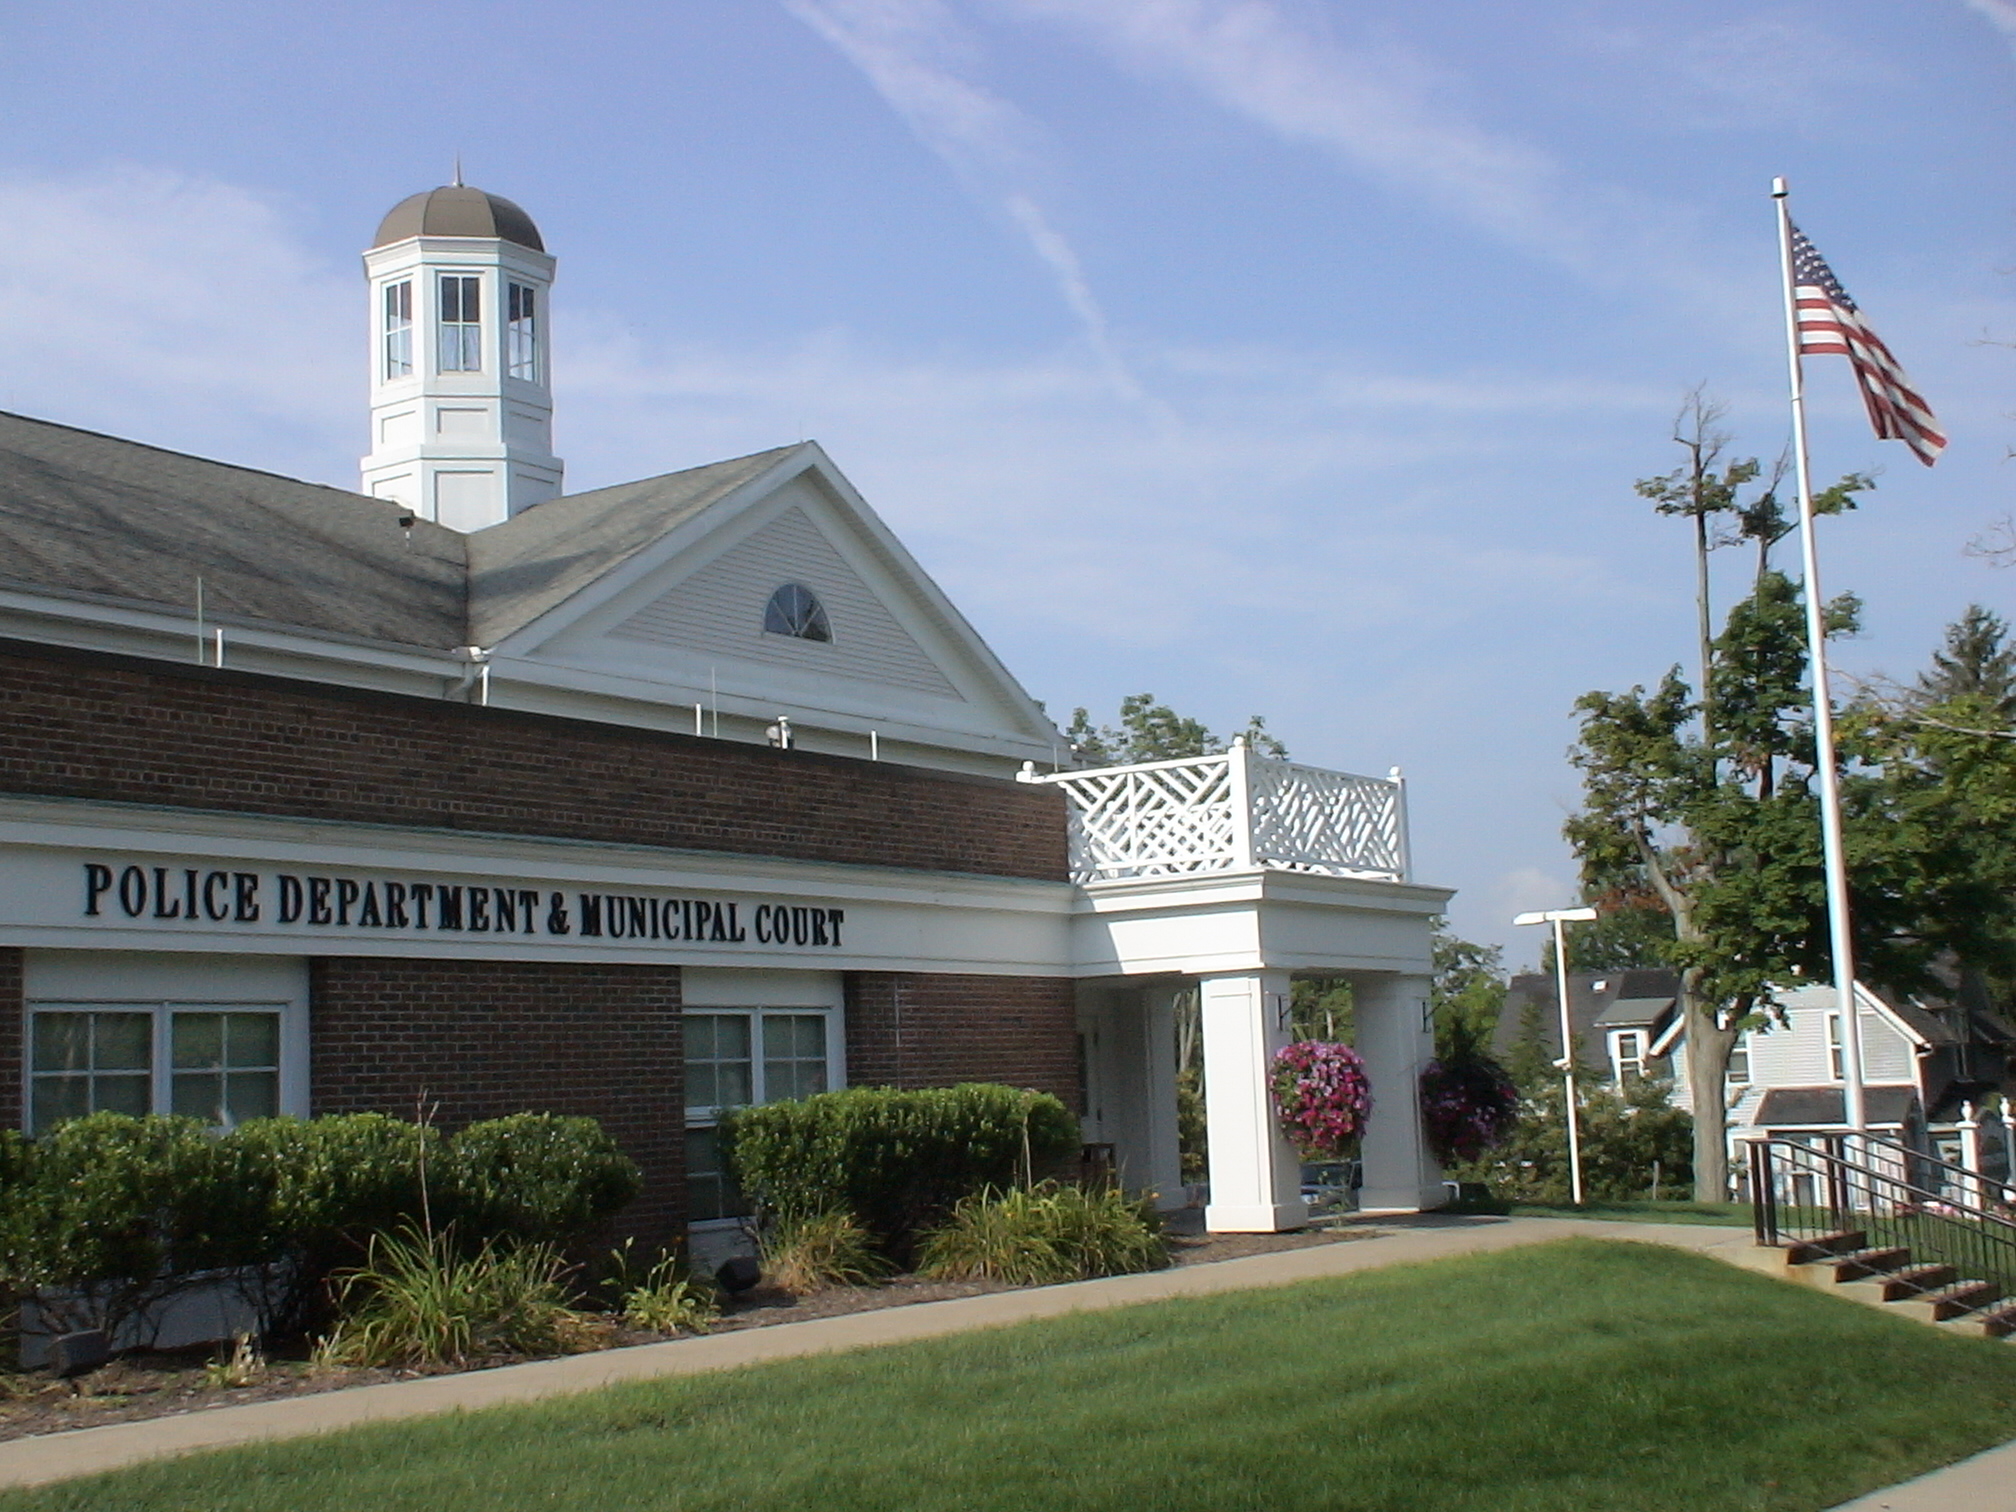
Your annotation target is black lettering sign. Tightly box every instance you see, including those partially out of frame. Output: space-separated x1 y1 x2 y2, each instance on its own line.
84 863 113 917
74 863 846 952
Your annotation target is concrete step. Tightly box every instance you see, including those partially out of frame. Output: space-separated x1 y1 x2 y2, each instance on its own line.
1975 1301 2016 1339
1818 1246 1913 1282
1929 1280 2004 1322
1788 1230 1867 1264
1881 1264 1958 1301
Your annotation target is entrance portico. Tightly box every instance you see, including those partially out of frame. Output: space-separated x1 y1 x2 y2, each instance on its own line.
1024 742 1452 1232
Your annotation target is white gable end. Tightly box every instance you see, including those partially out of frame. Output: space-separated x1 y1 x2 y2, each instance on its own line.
493 449 1062 768
606 503 961 701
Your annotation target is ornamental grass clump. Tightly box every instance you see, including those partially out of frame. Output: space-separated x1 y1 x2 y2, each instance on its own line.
1269 1041 1373 1159
317 1226 606 1369
916 1183 1169 1286
760 1210 889 1294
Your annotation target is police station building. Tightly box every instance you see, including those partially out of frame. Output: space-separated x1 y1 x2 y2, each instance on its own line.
0 184 1451 1251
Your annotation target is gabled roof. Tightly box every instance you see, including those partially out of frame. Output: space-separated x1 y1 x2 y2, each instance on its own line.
466 447 798 647
0 409 468 649
1493 968 1680 1067
1753 1085 1919 1128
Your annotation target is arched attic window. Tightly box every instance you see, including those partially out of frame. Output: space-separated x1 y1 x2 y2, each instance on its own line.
764 582 832 642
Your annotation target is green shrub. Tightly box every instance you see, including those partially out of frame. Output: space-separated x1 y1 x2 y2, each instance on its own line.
917 1182 1170 1286
1 1112 246 1337
760 1210 889 1294
722 1084 1078 1260
222 1113 439 1334
444 1113 640 1244
613 1247 718 1336
318 1226 605 1368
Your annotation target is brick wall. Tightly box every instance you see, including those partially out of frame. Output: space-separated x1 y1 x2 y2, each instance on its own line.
0 640 1066 882
309 958 685 1247
845 972 1080 1114
0 948 18 1129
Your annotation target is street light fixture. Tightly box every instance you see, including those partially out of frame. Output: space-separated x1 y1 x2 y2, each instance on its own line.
1514 906 1599 1207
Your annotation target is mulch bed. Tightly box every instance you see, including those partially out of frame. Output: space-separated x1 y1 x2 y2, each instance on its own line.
0 1215 1387 1443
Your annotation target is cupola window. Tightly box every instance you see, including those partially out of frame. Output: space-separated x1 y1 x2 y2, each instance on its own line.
382 280 413 379
507 283 539 380
763 583 832 642
438 274 482 372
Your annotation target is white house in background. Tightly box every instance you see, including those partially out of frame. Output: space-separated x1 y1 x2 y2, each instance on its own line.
1495 969 2016 1188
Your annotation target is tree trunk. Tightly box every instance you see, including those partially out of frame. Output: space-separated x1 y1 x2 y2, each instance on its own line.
1679 967 1737 1201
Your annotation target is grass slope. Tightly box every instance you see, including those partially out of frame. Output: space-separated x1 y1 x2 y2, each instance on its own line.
10 1240 2016 1512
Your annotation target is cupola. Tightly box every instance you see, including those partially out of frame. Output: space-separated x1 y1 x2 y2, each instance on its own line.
358 177 563 531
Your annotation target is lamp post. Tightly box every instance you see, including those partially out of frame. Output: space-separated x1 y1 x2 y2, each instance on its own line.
1514 907 1599 1206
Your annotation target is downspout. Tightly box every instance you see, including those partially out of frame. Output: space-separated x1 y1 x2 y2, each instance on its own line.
448 645 492 706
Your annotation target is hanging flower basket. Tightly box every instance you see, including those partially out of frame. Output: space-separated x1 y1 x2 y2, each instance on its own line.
1419 1054 1519 1165
1269 1042 1373 1160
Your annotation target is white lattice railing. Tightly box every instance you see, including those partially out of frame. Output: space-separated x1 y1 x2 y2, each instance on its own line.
1019 741 1410 885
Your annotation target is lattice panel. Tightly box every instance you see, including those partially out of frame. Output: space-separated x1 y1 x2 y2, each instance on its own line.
1057 754 1238 882
1041 749 1407 885
1248 758 1404 879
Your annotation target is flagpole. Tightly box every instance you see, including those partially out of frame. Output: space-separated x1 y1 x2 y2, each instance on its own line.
1772 176 1867 1135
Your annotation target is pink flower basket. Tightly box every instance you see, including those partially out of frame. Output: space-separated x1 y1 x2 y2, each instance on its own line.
1269 1041 1373 1160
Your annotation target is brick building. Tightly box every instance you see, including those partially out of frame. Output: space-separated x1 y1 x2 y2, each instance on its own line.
0 184 1452 1255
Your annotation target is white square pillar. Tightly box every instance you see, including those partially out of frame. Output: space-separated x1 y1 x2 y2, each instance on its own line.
1355 972 1444 1211
1201 970 1309 1232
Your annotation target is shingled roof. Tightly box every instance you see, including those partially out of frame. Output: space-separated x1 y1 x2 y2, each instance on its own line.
0 410 800 653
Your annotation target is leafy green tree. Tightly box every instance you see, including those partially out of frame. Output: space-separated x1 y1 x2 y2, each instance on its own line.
1914 604 2016 723
1444 1077 1693 1204
1429 926 1506 1059
1065 693 1287 766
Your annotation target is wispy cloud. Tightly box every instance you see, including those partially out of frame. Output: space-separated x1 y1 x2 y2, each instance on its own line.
995 0 1602 272
0 167 353 474
783 0 1151 405
1963 0 2016 56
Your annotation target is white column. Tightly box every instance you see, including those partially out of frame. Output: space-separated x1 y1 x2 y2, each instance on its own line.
1958 1102 1985 1211
1201 970 1307 1232
1355 972 1443 1212
1142 987 1185 1209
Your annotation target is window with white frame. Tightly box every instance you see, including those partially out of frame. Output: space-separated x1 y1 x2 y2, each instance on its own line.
1610 1029 1645 1083
29 1003 290 1134
383 280 413 379
684 1008 836 1223
1726 1033 1751 1084
438 274 482 372
506 282 539 380
1826 1013 1847 1081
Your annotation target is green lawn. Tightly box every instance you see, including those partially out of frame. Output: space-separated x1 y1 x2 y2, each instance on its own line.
9 1239 2016 1512
1491 1199 1752 1226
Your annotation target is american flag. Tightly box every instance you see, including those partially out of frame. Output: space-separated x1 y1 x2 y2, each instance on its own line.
1790 222 1946 466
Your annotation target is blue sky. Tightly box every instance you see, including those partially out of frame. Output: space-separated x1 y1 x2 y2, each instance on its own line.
3 0 2014 963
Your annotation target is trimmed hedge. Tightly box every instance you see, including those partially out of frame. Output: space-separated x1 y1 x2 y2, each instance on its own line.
720 1084 1079 1260
0 1111 639 1341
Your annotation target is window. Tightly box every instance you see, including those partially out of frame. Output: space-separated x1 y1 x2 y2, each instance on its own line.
1726 1033 1751 1085
763 583 831 642
438 274 482 372
684 1008 835 1222
507 282 539 380
383 280 413 379
29 1005 286 1134
1826 1013 1846 1081
1611 1030 1644 1083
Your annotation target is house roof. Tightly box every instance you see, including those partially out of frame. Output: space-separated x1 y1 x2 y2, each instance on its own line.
1493 967 1680 1067
1753 1085 1920 1128
0 409 805 654
0 409 470 649
465 447 799 647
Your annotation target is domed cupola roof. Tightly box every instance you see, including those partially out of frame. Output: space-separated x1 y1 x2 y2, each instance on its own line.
373 185 544 251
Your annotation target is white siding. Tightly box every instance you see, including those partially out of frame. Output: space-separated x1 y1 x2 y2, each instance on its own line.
607 505 962 700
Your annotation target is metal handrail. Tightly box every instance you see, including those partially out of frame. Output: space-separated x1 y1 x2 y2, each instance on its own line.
1748 1137 2016 1302
1847 1131 2015 1207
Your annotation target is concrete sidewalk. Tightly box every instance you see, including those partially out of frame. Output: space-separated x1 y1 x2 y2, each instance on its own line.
0 1213 2002 1508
